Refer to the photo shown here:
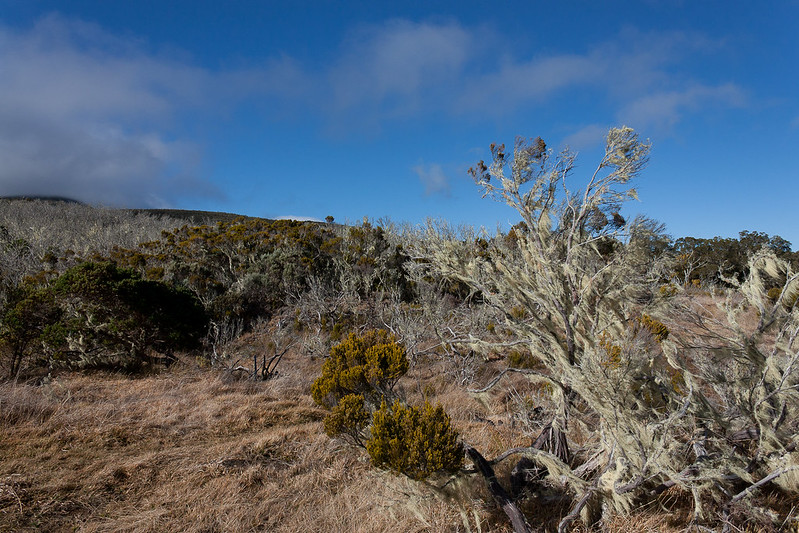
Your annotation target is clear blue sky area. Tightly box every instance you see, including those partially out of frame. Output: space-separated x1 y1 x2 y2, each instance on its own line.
1 1 797 246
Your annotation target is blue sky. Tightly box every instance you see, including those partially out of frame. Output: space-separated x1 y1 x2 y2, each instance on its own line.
1 1 797 247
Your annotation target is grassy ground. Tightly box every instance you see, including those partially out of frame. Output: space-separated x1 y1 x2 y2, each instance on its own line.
0 339 783 532
0 354 472 532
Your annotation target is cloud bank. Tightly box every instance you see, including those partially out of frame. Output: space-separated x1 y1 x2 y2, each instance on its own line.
0 14 310 207
0 15 221 206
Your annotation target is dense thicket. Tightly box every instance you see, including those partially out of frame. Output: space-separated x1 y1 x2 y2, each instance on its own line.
2 261 207 374
0 200 413 376
673 230 797 285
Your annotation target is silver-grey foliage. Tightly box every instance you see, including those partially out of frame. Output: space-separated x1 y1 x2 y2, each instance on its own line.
0 200 181 281
412 127 798 529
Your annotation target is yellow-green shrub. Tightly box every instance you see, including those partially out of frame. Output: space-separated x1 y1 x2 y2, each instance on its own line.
322 393 370 442
366 400 463 480
766 286 797 309
659 283 678 297
506 349 540 369
311 330 409 409
598 332 623 369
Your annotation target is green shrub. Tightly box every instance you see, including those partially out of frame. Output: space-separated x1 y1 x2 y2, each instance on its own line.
51 261 207 369
0 281 62 377
366 400 463 480
322 393 370 443
311 330 408 409
313 331 463 482
2 262 208 375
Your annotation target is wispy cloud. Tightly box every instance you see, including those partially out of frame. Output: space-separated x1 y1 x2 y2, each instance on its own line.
323 20 471 129
315 23 744 135
456 53 604 113
561 124 611 150
617 83 746 131
413 162 451 196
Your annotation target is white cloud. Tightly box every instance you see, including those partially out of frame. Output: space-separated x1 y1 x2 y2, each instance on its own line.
329 20 470 109
454 29 731 119
413 162 451 196
0 14 298 207
456 53 605 113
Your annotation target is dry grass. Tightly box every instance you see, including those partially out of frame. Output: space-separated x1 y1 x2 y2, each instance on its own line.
2 340 785 532
0 356 466 533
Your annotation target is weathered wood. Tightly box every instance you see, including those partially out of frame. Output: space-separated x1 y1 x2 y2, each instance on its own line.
510 422 568 496
510 456 544 497
557 488 595 533
533 423 571 464
464 444 532 533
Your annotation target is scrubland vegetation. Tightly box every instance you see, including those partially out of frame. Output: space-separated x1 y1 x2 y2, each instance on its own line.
2 128 798 532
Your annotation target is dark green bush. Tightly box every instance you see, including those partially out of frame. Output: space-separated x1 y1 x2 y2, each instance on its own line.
0 281 62 377
0 261 208 374
50 262 208 369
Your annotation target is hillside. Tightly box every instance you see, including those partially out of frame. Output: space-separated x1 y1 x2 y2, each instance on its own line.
0 349 692 532
1 151 798 533
124 208 267 226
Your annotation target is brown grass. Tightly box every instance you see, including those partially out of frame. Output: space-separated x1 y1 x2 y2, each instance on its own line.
0 353 471 533
0 342 761 532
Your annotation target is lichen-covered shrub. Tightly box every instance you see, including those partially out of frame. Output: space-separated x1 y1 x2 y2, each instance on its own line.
366 400 463 481
638 314 669 342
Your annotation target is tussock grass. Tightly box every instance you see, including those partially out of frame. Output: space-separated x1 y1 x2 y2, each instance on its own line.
3 340 788 532
0 361 466 532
